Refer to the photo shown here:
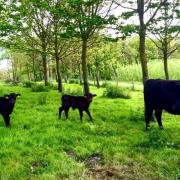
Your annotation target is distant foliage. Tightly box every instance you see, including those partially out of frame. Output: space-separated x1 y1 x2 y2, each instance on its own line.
103 85 131 99
101 82 110 88
4 79 13 84
47 82 58 90
63 87 83 96
117 59 180 82
69 79 79 84
31 84 49 92
22 81 35 88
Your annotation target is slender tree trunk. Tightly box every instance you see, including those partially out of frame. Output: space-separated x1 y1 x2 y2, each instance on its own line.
139 30 148 84
54 32 63 92
12 63 16 82
42 54 48 85
55 56 63 92
163 46 169 80
32 55 36 81
41 43 48 85
26 63 31 81
93 73 96 86
64 76 68 83
19 63 22 81
81 39 89 94
138 0 149 84
78 64 82 85
95 69 100 88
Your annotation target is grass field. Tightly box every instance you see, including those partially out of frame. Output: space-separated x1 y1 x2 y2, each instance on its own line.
0 82 179 179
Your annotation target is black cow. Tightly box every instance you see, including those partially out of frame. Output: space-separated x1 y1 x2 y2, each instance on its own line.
59 93 97 121
0 93 21 127
144 79 180 129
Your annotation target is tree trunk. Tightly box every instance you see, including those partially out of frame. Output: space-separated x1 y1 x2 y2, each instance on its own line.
32 55 36 81
78 64 82 85
81 39 89 94
42 54 48 85
95 69 100 88
55 56 63 92
139 30 148 84
26 63 31 81
138 0 149 84
163 48 169 80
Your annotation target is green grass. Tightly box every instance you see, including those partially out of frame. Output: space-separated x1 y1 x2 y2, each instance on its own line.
0 82 179 179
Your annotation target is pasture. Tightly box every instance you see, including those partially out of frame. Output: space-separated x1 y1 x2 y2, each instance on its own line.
0 82 179 179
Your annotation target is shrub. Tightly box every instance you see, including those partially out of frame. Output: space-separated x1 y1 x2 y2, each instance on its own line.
63 87 83 96
4 79 13 84
22 81 35 88
101 82 110 88
12 81 20 86
103 85 131 99
47 82 58 90
69 79 79 84
31 84 49 92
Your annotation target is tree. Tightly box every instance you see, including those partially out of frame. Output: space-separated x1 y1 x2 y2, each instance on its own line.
148 0 180 80
66 0 116 94
115 0 166 83
16 0 52 85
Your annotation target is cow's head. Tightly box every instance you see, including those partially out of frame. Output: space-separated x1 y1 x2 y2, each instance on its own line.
84 93 97 103
4 93 21 104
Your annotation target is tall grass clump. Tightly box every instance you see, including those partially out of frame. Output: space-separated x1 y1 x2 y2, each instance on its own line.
31 84 49 92
103 85 131 99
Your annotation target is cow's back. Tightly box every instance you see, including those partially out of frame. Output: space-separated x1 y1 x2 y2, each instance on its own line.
144 79 180 110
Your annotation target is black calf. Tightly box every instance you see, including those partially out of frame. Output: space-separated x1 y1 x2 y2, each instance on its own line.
0 93 21 127
59 93 96 121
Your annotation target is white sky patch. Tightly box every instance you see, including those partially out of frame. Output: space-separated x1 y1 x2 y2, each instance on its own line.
0 59 10 71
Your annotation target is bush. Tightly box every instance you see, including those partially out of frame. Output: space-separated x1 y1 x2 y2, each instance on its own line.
4 79 13 84
69 79 79 84
47 82 58 90
63 87 83 96
22 81 35 88
101 82 110 88
31 84 49 92
103 85 131 99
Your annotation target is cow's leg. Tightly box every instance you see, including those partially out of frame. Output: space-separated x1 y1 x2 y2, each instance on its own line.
64 108 69 119
79 110 83 122
59 106 64 119
85 109 93 121
145 107 153 130
155 109 163 129
3 114 10 127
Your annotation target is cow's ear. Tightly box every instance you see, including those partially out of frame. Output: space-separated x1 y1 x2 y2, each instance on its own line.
93 94 97 97
16 93 21 97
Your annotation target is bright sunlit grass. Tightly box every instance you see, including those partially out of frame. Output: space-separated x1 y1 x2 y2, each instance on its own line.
0 82 179 179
